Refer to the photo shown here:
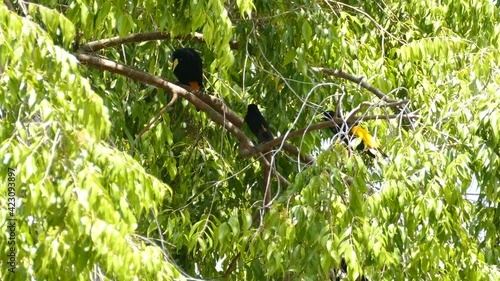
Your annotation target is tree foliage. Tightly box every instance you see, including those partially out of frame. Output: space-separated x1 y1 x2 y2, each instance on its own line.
1 0 499 280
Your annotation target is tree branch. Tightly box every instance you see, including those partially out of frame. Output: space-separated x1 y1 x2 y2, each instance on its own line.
242 111 419 158
77 53 310 197
223 252 241 278
350 113 419 121
269 120 343 150
78 39 316 166
77 53 317 173
79 31 239 52
76 53 254 150
258 152 290 188
135 93 179 141
223 152 290 279
311 67 399 103
348 100 409 117
282 142 316 165
261 154 272 206
4 0 16 12
239 121 339 159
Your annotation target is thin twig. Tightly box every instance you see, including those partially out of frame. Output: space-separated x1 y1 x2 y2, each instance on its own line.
312 67 417 130
352 113 419 121
311 67 398 103
135 93 179 141
282 142 316 165
42 128 62 182
348 100 409 117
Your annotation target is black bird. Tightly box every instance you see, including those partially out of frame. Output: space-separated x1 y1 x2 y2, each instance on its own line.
171 48 204 91
245 104 274 143
323 110 387 158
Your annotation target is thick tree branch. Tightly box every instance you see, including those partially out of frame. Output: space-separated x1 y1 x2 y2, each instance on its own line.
79 38 316 168
79 31 239 52
204 95 245 128
76 53 254 150
239 121 339 159
77 52 311 204
77 53 301 189
4 0 15 11
75 54 264 152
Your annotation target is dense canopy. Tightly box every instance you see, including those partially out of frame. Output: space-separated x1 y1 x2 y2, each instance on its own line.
1 0 499 280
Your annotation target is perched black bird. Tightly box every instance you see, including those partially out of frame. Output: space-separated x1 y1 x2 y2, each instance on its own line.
323 110 387 158
323 110 362 149
171 48 204 91
245 104 274 143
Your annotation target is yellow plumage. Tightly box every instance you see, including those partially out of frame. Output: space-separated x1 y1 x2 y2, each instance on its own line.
351 126 378 149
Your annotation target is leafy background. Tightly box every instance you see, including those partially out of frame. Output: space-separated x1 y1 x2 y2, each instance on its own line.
0 0 499 280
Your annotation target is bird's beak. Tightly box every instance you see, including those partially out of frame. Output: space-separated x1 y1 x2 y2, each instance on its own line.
172 58 179 70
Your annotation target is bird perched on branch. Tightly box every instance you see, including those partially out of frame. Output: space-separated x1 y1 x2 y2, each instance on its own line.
323 110 387 158
245 104 274 143
171 48 204 91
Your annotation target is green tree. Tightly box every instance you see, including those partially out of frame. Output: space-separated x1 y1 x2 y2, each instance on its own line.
1 0 499 280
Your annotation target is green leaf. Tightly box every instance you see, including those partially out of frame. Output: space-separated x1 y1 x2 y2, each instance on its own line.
302 21 313 42
228 215 240 237
95 1 112 28
283 48 297 65
218 223 230 242
236 0 255 18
